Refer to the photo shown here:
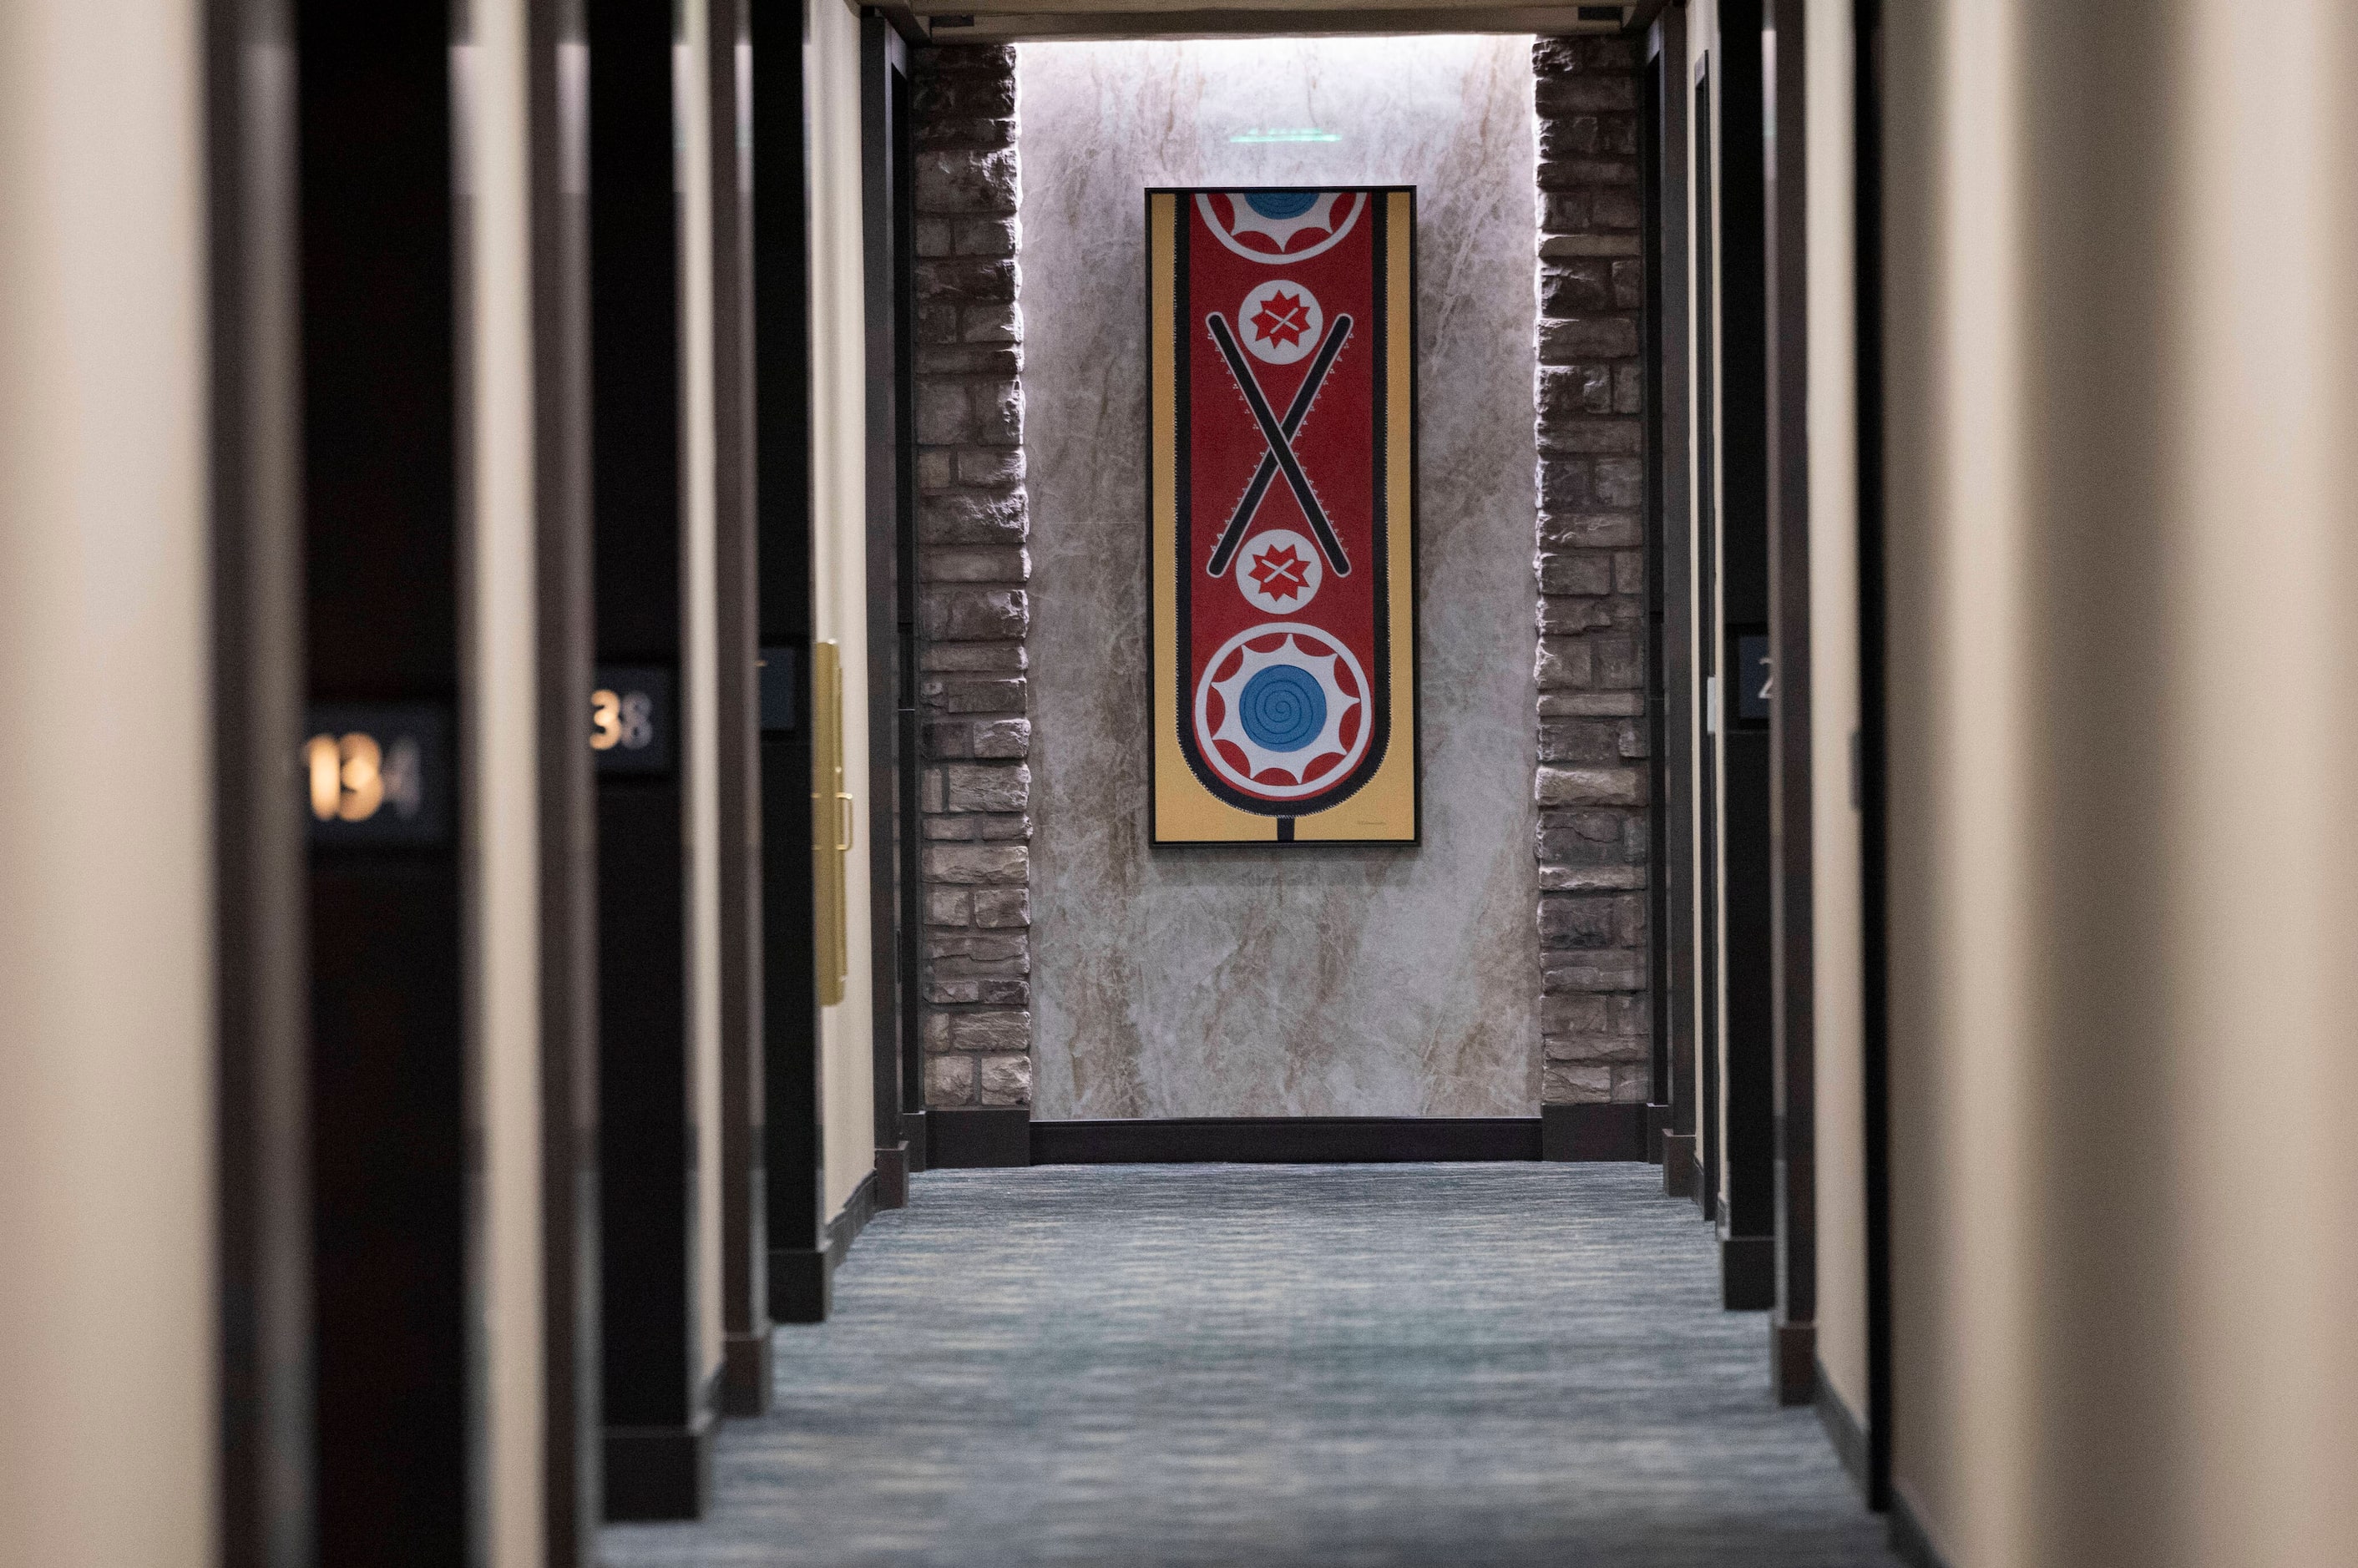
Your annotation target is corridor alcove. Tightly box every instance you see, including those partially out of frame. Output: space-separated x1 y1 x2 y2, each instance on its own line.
934 37 1552 1133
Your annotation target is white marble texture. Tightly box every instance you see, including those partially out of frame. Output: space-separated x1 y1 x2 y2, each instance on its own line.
1018 38 1541 1117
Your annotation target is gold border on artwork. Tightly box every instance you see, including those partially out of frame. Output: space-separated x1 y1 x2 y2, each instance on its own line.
1151 187 1417 845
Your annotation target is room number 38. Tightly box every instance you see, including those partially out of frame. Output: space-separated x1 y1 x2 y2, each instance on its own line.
590 686 655 753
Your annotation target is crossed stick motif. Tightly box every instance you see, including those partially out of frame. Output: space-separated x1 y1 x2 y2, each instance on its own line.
1204 311 1355 579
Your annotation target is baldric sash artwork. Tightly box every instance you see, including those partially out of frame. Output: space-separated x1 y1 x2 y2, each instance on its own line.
1147 186 1420 844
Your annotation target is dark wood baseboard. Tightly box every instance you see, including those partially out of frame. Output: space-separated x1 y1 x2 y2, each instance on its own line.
1662 1131 1696 1195
602 1415 712 1521
903 1107 929 1173
1540 1103 1647 1161
873 1141 909 1210
768 1246 828 1323
829 1168 879 1269
929 1105 1032 1167
767 1171 883 1325
1888 1482 1952 1568
1032 1115 1543 1166
721 1329 772 1419
1771 1312 1815 1405
1721 1230 1776 1309
1644 1102 1670 1163
1814 1357 1871 1503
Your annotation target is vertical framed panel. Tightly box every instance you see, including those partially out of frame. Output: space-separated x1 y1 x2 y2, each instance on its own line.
1713 0 1778 1313
529 0 604 1553
210 0 311 1561
296 3 469 1559
1148 187 1421 845
1853 0 1894 1512
752 0 829 1327
590 0 710 1520
1643 7 1695 1185
860 15 916 1206
709 0 773 1421
1764 0 1818 1402
1692 58 1723 1227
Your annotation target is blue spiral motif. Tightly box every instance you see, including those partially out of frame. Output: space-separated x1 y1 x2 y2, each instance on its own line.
1237 665 1327 753
1244 190 1318 220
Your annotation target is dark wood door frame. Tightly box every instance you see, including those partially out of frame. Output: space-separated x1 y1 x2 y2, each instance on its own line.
208 2 311 1561
1854 0 1895 1513
1764 0 1817 1404
1690 55 1723 1229
1642 6 1696 1196
860 15 921 1206
1713 0 1778 1313
709 0 774 1422
529 0 604 1553
755 0 830 1328
589 0 709 1519
296 5 470 1557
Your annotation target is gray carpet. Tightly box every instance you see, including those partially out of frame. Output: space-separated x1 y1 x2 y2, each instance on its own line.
601 1163 1900 1567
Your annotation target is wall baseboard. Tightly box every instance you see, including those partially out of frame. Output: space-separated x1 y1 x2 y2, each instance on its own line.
929 1105 1031 1167
602 1414 713 1521
767 1170 883 1325
1541 1103 1648 1161
1771 1313 1815 1406
1888 1483 1954 1568
829 1168 880 1269
768 1246 829 1324
874 1141 909 1210
1814 1357 1872 1503
1661 1130 1696 1195
1720 1230 1776 1309
1030 1116 1543 1165
721 1329 772 1419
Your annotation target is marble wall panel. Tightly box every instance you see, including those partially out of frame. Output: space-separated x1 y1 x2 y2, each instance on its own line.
1017 38 1541 1117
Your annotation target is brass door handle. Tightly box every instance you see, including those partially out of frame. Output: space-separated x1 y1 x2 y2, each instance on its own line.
837 791 855 853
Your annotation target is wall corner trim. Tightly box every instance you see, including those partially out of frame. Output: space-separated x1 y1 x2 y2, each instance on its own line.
1540 1103 1649 1161
929 1105 1034 1167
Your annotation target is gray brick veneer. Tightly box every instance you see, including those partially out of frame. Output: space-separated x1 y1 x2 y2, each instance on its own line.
913 44 1033 1110
1532 36 1654 1106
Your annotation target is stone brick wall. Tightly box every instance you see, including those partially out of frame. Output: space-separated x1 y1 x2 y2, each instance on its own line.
1531 36 1653 1106
911 44 1034 1112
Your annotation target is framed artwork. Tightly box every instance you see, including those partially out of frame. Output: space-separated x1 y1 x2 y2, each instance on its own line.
1146 185 1420 845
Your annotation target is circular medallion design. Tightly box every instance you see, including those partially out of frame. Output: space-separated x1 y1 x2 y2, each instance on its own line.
1193 190 1368 265
1237 665 1326 751
1192 623 1370 800
1243 191 1319 220
1233 528 1323 613
1235 279 1323 367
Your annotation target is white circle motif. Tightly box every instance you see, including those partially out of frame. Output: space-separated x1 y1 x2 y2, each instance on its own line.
1233 528 1323 614
1235 280 1324 367
1193 191 1368 266
1192 623 1371 800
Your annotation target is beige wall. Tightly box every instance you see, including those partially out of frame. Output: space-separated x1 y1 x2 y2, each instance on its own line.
678 0 731 1408
1801 0 1868 1435
460 5 550 1565
810 0 878 1216
1880 0 2358 1562
0 4 216 1565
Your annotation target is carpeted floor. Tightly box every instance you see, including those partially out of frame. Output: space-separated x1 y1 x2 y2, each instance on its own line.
600 1162 1901 1568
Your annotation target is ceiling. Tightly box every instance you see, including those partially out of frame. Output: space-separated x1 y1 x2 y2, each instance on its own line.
888 0 1644 43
